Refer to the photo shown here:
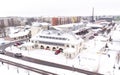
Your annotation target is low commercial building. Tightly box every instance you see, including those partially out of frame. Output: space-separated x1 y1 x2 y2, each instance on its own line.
7 27 31 41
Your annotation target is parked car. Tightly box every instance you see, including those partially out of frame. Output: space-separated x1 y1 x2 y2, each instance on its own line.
89 36 94 39
55 50 61 55
14 53 22 58
94 33 98 36
0 42 5 46
14 42 23 46
1 42 5 45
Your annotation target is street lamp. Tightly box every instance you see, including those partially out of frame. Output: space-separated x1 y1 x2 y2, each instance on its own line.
1 61 4 65
16 67 19 74
78 56 80 65
7 64 9 70
27 70 30 75
72 65 75 72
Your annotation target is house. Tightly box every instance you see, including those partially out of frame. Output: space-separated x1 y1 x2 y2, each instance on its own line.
6 26 31 41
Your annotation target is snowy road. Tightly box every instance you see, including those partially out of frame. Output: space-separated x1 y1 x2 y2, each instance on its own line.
1 51 102 75
0 54 57 75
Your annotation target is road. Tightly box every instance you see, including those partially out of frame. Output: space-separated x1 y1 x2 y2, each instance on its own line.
0 38 103 75
0 38 29 50
4 51 102 75
0 58 57 75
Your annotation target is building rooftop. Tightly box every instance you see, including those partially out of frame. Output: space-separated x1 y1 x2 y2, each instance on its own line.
31 29 83 44
32 22 51 27
9 29 30 38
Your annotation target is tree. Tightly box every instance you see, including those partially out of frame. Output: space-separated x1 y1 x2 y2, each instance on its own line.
105 43 108 48
109 36 112 42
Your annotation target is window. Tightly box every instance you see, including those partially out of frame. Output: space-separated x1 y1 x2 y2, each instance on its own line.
63 38 66 40
49 37 51 39
69 54 71 58
72 45 74 48
32 46 34 48
52 47 56 51
35 41 37 43
40 45 44 49
35 44 38 48
46 46 50 50
31 40 34 43
46 36 48 38
80 43 82 46
67 45 69 47
51 37 54 39
53 37 55 39
59 38 62 40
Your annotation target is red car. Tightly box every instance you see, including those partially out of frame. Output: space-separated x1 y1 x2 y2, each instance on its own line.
89 36 94 39
94 33 98 36
14 42 23 46
55 50 61 55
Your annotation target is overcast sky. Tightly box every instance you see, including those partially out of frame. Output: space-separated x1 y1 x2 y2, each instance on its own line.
0 0 120 17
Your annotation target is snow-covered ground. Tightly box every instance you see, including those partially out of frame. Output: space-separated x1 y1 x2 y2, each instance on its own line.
0 38 10 46
0 63 40 75
5 40 120 75
0 53 86 75
1 24 120 75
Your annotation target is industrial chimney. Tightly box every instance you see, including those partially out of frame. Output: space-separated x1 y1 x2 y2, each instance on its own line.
91 8 95 23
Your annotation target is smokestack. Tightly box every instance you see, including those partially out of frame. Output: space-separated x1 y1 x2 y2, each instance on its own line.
91 8 95 23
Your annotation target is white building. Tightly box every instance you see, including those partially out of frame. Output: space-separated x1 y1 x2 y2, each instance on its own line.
25 29 84 58
6 26 31 41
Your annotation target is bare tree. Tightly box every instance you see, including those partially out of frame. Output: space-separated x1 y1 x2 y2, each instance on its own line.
0 25 6 37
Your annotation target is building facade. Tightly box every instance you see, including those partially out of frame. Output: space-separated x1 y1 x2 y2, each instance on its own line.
25 29 84 58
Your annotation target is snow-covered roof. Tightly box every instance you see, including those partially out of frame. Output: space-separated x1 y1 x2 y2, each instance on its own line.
108 42 120 51
32 22 51 27
84 39 106 53
116 25 120 31
72 27 90 33
0 38 10 45
111 30 120 41
9 30 30 38
25 25 31 28
52 23 85 32
19 42 35 47
53 23 83 28
64 48 76 53
9 27 20 34
95 35 108 42
31 30 83 44
86 23 103 28
99 22 110 25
